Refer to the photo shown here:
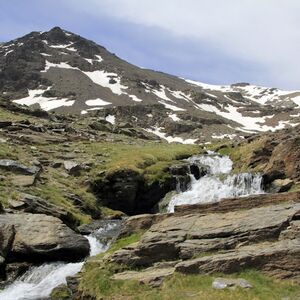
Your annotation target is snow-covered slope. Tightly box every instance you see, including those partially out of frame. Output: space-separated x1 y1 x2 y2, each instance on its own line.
0 27 300 143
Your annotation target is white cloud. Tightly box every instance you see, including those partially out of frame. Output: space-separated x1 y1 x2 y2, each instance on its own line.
70 0 300 88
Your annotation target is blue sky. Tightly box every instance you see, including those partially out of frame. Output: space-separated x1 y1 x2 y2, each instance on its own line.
1 0 300 89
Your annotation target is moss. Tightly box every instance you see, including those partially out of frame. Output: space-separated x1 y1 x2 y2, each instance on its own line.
50 284 71 300
210 138 268 173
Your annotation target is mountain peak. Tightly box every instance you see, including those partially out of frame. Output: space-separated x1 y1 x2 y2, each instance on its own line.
0 28 300 144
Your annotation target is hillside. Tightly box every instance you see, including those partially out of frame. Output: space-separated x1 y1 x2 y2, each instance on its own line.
1 27 300 143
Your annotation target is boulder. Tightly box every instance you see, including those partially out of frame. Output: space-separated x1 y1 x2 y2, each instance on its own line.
0 159 40 175
0 213 90 262
63 161 82 176
269 178 294 193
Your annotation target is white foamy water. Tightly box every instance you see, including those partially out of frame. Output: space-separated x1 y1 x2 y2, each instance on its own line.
0 222 120 300
167 153 264 212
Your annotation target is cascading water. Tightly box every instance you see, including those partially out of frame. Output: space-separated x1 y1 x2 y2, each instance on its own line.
167 152 264 212
0 221 121 300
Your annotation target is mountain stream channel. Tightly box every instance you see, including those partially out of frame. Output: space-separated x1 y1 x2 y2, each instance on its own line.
0 152 264 300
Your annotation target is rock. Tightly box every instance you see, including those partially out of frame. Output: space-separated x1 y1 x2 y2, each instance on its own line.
174 191 300 215
0 213 90 262
13 193 76 228
109 201 300 280
175 239 300 279
11 175 36 187
63 161 82 176
111 266 175 288
89 121 112 132
0 224 15 258
0 121 12 128
0 262 31 288
0 202 4 214
52 161 63 168
269 179 294 193
120 213 170 237
212 278 252 289
0 159 40 175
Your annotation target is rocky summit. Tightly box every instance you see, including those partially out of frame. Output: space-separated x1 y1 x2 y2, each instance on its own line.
0 27 300 300
1 27 300 143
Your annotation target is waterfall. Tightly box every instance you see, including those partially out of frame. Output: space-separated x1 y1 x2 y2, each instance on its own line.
167 153 264 212
0 221 121 300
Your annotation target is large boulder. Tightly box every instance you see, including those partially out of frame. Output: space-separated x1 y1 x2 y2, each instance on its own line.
0 213 90 262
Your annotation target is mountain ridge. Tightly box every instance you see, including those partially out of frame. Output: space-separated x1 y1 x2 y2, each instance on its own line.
1 26 300 143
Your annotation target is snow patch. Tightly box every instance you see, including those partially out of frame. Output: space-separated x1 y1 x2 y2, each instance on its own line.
41 61 79 72
169 113 181 121
159 101 186 111
105 115 115 125
129 95 143 102
13 89 74 111
145 127 197 144
85 99 111 106
83 71 126 95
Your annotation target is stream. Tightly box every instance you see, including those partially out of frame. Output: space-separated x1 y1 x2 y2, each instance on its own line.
0 221 122 300
167 152 264 212
0 152 264 299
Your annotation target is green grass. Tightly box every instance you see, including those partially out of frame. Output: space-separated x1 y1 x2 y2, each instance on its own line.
209 137 268 173
79 267 300 300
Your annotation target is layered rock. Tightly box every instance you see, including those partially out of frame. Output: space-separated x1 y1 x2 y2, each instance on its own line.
0 213 90 263
109 192 300 280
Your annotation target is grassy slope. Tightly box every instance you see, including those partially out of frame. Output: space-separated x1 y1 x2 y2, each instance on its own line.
0 105 200 223
78 234 300 300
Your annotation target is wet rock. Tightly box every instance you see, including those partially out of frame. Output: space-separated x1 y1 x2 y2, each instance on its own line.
174 191 300 215
0 159 40 175
212 278 252 289
0 213 89 262
1 262 31 288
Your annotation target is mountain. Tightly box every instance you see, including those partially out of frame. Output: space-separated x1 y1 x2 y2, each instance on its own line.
1 26 300 143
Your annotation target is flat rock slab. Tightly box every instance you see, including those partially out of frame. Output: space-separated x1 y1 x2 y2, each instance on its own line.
175 239 300 279
11 175 35 187
0 159 39 175
111 267 175 287
0 213 90 262
212 278 252 289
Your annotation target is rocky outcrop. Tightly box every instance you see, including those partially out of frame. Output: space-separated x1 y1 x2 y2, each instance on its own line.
0 213 90 263
92 160 208 215
8 193 76 228
174 191 300 215
108 192 300 281
175 239 300 279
